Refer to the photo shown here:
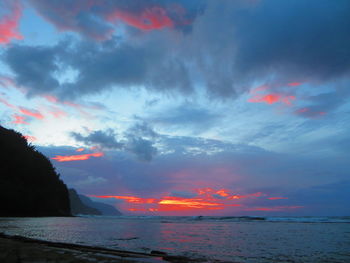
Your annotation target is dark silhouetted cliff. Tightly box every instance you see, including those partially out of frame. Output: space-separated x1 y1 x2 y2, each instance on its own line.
0 126 71 216
78 193 122 216
69 189 122 216
68 189 101 215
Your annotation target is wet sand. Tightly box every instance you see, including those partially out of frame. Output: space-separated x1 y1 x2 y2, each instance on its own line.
0 233 199 263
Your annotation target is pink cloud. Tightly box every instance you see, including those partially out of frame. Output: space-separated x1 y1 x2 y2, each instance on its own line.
19 107 45 120
248 94 296 105
12 114 28 125
107 7 174 31
0 0 23 44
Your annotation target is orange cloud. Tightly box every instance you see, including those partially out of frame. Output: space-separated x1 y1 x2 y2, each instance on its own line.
0 1 23 44
216 189 230 197
92 187 266 214
107 7 173 31
19 107 44 120
51 152 104 162
12 114 28 125
228 192 264 200
196 188 264 200
248 94 296 105
159 196 223 208
76 148 85 152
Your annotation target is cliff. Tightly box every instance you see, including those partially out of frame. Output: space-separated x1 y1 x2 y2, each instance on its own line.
0 126 71 216
78 194 122 216
69 189 122 216
68 189 101 215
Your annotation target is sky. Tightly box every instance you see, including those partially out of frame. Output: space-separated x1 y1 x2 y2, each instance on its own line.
0 0 349 216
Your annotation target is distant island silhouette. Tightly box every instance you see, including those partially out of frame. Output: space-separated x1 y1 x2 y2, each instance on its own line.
0 126 71 216
69 189 122 216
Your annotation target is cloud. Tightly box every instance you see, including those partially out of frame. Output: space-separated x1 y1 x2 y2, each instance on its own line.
71 129 123 149
125 137 157 162
146 104 221 133
268 197 288 200
4 0 350 114
71 127 158 161
75 175 107 186
38 131 350 215
248 94 296 105
51 152 104 162
0 97 16 109
19 107 44 120
27 0 204 40
12 114 28 125
0 0 22 44
4 44 62 97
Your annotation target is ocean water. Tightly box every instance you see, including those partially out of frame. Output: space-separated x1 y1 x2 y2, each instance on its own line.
0 216 349 262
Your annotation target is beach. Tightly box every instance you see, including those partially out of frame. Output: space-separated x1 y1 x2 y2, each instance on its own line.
0 233 195 263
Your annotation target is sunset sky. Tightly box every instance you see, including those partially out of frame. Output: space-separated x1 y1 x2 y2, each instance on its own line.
1 0 349 216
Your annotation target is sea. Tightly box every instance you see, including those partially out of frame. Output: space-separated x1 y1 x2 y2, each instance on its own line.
0 216 349 263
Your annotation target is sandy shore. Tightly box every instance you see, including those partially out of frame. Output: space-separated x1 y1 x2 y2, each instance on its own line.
0 233 199 263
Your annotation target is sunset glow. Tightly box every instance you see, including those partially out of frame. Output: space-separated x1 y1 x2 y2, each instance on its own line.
90 188 295 214
51 152 104 162
0 0 348 218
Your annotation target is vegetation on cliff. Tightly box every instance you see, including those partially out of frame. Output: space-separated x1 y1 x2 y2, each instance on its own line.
0 126 71 216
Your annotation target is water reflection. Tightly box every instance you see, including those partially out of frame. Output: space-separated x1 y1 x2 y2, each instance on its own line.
0 217 349 262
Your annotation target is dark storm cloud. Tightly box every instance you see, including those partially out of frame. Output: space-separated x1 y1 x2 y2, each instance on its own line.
28 0 205 39
3 36 193 99
71 126 158 162
3 44 61 96
232 0 350 81
71 129 123 149
125 137 157 162
4 0 350 110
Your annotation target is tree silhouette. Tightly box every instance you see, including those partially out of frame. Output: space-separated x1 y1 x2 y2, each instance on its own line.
0 126 71 216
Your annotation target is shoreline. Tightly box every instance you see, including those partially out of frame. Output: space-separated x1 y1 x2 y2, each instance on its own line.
0 233 202 263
